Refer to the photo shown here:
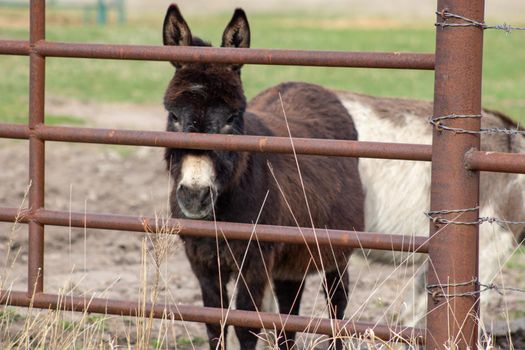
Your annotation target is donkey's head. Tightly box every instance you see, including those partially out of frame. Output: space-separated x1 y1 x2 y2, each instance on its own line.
163 5 250 219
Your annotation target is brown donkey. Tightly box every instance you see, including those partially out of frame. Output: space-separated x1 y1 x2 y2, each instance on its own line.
162 5 364 350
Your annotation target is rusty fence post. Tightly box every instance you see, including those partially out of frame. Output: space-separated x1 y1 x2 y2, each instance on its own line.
27 0 46 295
426 0 484 349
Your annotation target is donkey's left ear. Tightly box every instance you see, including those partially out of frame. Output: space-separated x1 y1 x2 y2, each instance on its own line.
163 4 192 47
221 9 250 49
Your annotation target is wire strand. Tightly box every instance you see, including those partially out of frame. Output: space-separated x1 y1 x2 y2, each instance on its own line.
435 10 525 32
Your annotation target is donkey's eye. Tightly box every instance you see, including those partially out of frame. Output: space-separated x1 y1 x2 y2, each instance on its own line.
226 114 236 124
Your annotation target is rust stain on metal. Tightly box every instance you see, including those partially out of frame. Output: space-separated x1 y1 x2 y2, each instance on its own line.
0 40 437 70
259 137 268 151
0 208 429 253
466 149 525 174
0 290 424 343
0 123 433 161
426 0 484 348
27 0 46 295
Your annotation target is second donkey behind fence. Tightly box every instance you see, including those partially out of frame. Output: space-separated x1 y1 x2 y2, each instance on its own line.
162 5 364 350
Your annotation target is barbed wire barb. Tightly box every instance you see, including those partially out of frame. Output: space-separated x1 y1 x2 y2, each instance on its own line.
426 277 525 302
425 207 525 226
435 10 525 33
428 114 525 136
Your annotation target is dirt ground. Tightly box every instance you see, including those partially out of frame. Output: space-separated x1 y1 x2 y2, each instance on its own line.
1 97 524 348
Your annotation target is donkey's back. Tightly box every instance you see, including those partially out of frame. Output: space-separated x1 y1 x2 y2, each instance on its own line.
246 82 364 280
247 82 363 235
249 82 358 141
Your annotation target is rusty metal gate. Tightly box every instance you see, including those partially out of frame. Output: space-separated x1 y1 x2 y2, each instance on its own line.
1 0 524 348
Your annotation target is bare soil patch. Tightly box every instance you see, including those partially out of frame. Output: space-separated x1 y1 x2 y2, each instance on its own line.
1 98 524 348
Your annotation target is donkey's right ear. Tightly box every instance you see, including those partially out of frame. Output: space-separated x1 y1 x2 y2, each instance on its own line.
163 4 192 48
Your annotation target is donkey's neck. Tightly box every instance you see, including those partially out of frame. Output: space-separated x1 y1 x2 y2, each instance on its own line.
213 113 275 224
214 152 271 224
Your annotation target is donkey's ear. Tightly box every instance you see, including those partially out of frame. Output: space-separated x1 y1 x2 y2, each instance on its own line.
221 8 250 49
163 4 192 47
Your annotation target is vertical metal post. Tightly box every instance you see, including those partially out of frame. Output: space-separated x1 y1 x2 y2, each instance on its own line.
28 0 46 295
426 0 484 349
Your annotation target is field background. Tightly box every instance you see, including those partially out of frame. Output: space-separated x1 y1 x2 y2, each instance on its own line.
1 1 525 349
1 1 525 125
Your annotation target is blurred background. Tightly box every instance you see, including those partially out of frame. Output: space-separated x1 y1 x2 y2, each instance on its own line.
1 2 525 347
0 0 524 127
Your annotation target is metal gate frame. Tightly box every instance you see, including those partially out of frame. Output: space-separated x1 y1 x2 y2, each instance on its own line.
1 0 524 348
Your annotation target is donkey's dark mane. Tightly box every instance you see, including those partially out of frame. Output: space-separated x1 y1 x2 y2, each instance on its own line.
163 64 246 111
191 36 211 47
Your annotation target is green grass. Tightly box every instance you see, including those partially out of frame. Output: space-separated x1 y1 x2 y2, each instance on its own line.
176 335 207 348
506 246 525 270
0 8 524 125
0 308 22 323
508 300 525 319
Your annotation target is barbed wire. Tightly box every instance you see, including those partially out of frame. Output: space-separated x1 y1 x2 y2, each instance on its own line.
421 6 525 307
435 10 525 32
428 114 525 135
425 207 525 226
431 10 525 136
426 278 525 302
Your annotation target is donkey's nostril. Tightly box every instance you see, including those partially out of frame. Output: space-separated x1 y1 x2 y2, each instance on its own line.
177 184 190 197
177 184 205 199
176 184 215 219
198 187 210 206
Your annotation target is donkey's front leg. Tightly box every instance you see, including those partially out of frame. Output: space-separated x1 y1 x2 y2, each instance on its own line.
234 272 268 350
193 263 232 350
233 245 275 350
324 269 349 350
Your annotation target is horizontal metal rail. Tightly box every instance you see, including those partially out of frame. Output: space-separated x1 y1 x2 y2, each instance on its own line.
0 39 435 70
0 208 429 253
0 123 433 161
0 123 30 139
4 124 523 174
0 40 29 55
0 290 424 343
465 150 525 174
